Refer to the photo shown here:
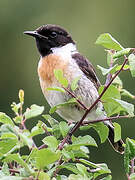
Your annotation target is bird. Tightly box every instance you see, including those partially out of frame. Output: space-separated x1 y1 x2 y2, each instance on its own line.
24 24 124 154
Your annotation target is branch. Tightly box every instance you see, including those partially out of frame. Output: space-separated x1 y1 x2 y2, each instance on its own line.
63 87 88 110
58 55 128 150
0 166 20 174
82 115 130 125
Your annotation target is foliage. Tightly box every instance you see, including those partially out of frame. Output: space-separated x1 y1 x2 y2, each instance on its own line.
0 33 135 179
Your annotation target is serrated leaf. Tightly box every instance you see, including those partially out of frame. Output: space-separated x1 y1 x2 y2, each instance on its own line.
113 122 121 142
42 136 58 151
113 48 131 58
0 113 14 125
46 87 66 93
95 33 123 50
24 104 44 119
129 54 135 77
97 64 118 76
71 76 81 91
113 98 134 116
59 121 70 137
35 149 60 169
49 98 77 114
62 149 75 160
54 69 68 88
92 122 109 143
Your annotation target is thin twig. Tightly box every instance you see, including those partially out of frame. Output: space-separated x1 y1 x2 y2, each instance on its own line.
63 87 88 110
131 158 135 174
82 115 130 125
0 166 20 174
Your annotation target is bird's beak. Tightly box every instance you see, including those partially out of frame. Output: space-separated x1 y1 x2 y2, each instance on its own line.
23 31 47 40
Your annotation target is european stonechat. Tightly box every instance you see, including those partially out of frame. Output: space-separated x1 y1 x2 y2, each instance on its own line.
24 24 124 153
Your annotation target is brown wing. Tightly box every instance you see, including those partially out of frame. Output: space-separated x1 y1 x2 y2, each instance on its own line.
72 53 100 89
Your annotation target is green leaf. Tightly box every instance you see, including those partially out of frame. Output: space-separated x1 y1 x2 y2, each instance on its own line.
35 171 50 180
71 76 81 91
106 50 113 66
18 131 33 148
112 98 134 116
68 174 90 180
30 122 44 137
121 89 135 99
93 163 111 179
113 122 121 142
124 138 130 173
127 138 135 159
0 138 17 154
67 135 97 150
35 149 60 169
24 104 44 119
112 76 123 88
1 162 10 176
59 121 70 137
5 153 32 174
0 113 14 125
129 54 135 77
59 163 80 174
42 136 58 151
100 175 112 180
95 33 123 50
97 64 118 76
0 177 24 180
129 173 135 180
99 85 121 100
91 122 109 143
46 87 66 93
49 98 77 114
113 48 131 58
76 163 88 176
54 69 68 88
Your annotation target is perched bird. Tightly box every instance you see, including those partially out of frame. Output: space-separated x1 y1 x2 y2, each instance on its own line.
24 24 124 153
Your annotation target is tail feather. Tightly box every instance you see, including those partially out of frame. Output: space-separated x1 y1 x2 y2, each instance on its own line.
108 125 124 154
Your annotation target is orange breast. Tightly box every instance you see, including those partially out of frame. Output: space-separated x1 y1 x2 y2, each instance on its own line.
38 54 69 86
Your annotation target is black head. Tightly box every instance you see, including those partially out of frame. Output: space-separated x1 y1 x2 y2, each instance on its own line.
24 24 75 57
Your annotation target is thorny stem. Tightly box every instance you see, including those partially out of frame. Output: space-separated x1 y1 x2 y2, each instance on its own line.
58 55 128 150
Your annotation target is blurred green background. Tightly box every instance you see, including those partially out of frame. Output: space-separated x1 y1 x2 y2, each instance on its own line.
0 0 135 179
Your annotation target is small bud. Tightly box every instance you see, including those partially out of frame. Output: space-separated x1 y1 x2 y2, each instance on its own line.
19 89 24 104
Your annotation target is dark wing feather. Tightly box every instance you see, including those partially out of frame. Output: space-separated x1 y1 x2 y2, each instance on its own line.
72 53 100 89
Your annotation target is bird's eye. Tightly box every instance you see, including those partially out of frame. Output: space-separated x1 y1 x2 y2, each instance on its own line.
50 32 57 38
